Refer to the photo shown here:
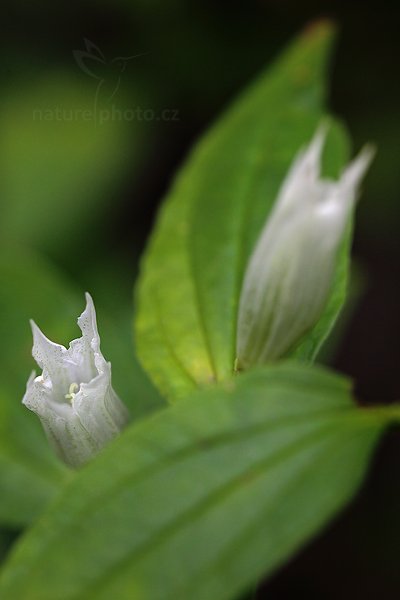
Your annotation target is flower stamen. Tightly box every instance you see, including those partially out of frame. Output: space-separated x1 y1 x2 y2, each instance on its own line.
65 382 79 401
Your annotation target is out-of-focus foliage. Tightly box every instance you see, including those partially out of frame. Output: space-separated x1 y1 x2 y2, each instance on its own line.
0 75 142 260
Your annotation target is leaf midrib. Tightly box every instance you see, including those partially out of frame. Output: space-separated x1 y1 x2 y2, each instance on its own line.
3 403 373 598
81 418 365 599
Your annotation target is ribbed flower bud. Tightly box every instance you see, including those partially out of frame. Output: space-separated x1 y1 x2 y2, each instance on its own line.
236 126 374 370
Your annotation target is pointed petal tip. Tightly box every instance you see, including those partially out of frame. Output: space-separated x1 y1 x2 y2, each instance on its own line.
308 120 330 155
30 319 67 370
82 292 96 320
358 142 376 166
296 121 329 177
30 319 59 348
84 291 94 306
314 119 330 139
30 319 47 342
342 143 376 190
78 292 95 323
77 292 99 341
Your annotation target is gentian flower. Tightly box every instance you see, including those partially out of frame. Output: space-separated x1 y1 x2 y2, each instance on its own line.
236 125 374 370
23 293 129 468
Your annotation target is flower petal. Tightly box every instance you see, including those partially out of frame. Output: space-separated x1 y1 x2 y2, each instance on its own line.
68 292 101 382
30 321 72 396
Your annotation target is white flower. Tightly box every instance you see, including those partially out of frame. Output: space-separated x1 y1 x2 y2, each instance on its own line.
236 125 375 370
23 293 129 468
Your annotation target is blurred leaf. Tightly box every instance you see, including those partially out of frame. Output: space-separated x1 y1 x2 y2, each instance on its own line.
135 23 350 401
0 246 159 526
0 72 139 260
0 247 79 526
0 397 67 529
0 363 391 600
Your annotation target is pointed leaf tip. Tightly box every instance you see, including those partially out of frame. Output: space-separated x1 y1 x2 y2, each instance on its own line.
302 19 337 42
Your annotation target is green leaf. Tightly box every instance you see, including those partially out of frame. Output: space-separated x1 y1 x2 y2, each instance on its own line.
135 22 350 401
0 363 392 600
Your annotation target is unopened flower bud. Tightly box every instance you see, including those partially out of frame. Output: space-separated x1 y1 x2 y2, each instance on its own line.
236 125 374 370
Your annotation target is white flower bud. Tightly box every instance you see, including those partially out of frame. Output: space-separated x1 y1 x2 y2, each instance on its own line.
22 293 129 468
236 125 374 370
